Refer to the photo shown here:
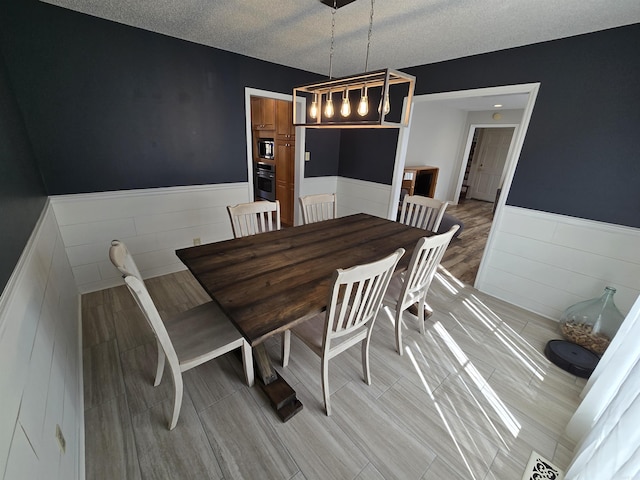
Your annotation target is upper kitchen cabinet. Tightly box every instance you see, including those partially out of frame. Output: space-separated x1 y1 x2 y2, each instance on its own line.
251 96 276 130
275 100 294 139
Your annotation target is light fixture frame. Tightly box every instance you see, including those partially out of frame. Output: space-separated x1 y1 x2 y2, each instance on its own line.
293 68 415 129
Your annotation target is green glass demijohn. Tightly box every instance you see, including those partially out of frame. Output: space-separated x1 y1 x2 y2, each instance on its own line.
560 286 624 356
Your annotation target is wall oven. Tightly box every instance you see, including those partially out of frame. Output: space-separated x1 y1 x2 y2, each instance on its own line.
255 162 275 201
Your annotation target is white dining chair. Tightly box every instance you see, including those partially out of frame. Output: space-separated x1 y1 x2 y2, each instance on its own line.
109 240 254 430
383 226 459 355
399 194 449 233
123 275 254 429
299 193 337 224
227 200 281 238
109 239 143 279
281 248 404 415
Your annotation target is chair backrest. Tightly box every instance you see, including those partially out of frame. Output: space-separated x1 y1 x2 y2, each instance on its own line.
123 274 180 371
323 248 404 350
399 195 449 233
398 225 459 310
300 193 337 224
109 239 143 280
227 200 281 238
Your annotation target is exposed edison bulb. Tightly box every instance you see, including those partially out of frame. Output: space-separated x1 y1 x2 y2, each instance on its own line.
378 92 391 115
309 103 318 119
324 92 334 118
357 86 369 116
309 96 318 119
340 90 351 117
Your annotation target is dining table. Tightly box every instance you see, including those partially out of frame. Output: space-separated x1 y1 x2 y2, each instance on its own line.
176 213 432 421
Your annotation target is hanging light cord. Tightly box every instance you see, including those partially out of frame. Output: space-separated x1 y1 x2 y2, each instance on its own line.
328 0 337 79
364 0 374 72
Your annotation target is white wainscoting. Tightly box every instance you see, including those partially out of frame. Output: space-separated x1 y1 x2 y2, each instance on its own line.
336 177 393 219
0 201 82 480
50 183 251 293
298 176 338 224
477 205 640 320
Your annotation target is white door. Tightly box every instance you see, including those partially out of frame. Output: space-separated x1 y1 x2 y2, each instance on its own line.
470 127 514 202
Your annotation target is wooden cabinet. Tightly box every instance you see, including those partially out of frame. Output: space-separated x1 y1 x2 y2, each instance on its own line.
275 100 294 139
251 97 295 225
276 140 295 226
402 167 439 198
251 97 276 130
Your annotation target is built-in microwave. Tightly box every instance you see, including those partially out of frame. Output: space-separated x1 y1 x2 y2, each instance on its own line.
257 138 274 159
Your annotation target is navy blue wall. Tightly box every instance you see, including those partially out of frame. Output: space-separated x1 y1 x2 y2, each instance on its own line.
0 0 326 194
304 130 341 177
404 24 640 228
0 50 47 293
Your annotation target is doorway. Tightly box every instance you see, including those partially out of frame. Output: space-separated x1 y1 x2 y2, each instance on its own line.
392 83 540 287
463 126 515 203
244 87 306 225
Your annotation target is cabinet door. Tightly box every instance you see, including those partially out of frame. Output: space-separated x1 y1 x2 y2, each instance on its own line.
276 100 294 139
275 140 295 225
251 97 276 130
276 181 293 226
276 141 294 184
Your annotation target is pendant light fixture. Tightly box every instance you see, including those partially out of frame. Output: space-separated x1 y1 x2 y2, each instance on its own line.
293 0 415 129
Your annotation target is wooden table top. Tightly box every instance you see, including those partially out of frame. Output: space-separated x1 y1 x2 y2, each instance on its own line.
176 213 431 346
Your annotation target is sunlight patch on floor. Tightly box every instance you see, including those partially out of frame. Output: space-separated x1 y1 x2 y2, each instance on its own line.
434 321 522 438
406 347 483 480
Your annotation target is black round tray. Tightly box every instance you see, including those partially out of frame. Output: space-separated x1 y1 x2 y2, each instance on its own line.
544 339 600 378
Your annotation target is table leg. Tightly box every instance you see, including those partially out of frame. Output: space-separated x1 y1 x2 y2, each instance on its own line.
252 343 303 422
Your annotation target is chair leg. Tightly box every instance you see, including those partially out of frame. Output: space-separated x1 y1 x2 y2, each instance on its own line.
154 339 165 386
282 330 291 367
417 298 426 335
241 341 255 387
395 308 404 356
321 356 331 416
168 368 183 430
362 336 372 385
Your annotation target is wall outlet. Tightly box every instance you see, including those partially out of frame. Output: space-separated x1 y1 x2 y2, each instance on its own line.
55 424 66 454
304 151 310 161
193 237 201 246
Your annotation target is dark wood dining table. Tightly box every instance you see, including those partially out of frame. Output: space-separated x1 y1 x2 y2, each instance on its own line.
176 213 431 420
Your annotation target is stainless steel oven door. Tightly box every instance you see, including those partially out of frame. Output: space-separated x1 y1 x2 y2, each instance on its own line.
255 163 275 201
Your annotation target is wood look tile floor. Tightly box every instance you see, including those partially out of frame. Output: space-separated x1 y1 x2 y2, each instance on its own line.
441 199 495 286
83 252 584 479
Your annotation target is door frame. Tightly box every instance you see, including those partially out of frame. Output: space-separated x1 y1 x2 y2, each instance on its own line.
461 124 517 202
244 87 306 224
391 82 540 288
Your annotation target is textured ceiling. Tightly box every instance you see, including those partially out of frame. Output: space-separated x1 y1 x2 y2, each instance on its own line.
41 0 640 77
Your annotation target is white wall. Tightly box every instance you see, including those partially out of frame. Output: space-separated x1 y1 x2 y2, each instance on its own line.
404 103 467 201
404 105 525 203
478 205 640 319
336 177 392 219
51 183 251 293
0 202 82 480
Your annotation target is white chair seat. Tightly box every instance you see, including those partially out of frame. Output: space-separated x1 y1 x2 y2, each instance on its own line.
166 301 247 371
383 275 423 309
290 308 366 358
